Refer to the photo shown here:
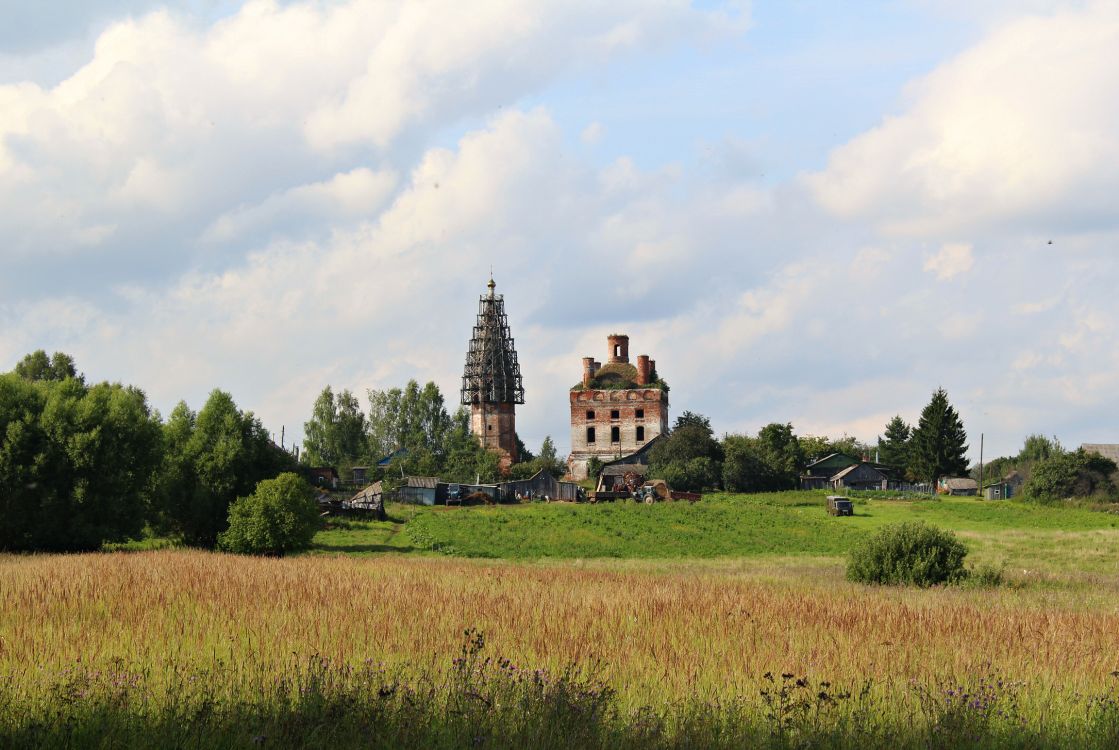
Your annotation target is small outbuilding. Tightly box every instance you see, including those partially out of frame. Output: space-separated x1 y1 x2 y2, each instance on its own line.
347 481 386 520
308 466 339 489
938 477 979 496
398 476 441 505
500 469 579 501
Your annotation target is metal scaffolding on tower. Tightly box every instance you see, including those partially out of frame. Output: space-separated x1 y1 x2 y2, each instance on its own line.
461 278 525 406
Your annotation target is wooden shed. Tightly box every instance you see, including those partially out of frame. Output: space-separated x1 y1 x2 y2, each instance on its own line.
308 466 339 489
938 477 979 496
347 481 386 520
500 470 579 501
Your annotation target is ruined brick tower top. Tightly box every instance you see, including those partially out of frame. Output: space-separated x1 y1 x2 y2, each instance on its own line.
567 334 669 480
461 278 523 468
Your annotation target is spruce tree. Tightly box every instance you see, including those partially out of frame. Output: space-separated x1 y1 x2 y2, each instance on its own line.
877 415 911 470
908 389 968 482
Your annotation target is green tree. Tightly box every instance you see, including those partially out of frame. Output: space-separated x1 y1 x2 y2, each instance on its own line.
302 386 338 466
509 435 567 480
586 456 605 482
673 411 712 432
1018 434 1063 464
430 407 496 484
721 435 770 493
515 434 535 463
14 350 81 383
755 422 803 489
159 389 294 547
722 425 802 493
302 386 367 467
907 389 969 482
1024 449 1118 501
415 382 451 460
365 380 450 463
367 386 404 460
649 413 723 491
217 473 321 555
0 365 162 551
660 456 720 493
877 416 911 470
797 435 832 464
536 436 566 479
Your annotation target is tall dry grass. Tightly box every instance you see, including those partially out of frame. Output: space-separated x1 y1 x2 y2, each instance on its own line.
2 549 1117 704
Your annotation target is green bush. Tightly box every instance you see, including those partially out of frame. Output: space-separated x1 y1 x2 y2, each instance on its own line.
1025 449 1118 501
846 522 968 587
217 473 321 556
964 561 1005 589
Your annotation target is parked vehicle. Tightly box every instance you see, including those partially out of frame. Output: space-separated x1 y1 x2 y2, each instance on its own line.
827 495 853 516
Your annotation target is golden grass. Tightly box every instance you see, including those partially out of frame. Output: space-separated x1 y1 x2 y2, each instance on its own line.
3 549 1118 710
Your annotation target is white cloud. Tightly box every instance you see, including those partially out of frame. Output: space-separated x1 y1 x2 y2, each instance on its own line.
807 2 1119 237
203 167 398 243
0 0 732 291
923 242 974 280
580 121 605 144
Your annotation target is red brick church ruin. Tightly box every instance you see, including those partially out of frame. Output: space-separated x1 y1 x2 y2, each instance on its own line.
461 278 524 471
567 334 669 480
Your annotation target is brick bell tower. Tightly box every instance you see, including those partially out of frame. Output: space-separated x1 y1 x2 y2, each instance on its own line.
461 277 524 471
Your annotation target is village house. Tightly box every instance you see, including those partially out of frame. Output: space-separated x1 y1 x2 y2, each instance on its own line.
800 453 898 491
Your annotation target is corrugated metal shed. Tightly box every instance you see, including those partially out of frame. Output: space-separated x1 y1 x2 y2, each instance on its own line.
399 476 441 505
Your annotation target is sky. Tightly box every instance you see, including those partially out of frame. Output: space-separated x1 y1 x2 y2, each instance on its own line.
1 0 1117 462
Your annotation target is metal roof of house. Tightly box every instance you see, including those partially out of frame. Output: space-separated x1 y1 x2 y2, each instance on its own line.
405 476 439 489
376 448 407 467
942 477 978 490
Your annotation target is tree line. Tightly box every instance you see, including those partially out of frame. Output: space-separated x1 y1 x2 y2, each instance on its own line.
0 351 296 552
647 388 972 492
300 382 566 486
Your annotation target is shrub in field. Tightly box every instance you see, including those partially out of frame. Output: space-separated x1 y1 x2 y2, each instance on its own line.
217 473 320 555
846 522 968 587
965 562 1005 589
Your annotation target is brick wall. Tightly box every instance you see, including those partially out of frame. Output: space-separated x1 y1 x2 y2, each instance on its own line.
471 402 517 471
567 388 668 479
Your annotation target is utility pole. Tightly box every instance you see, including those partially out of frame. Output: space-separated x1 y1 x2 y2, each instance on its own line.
979 433 984 497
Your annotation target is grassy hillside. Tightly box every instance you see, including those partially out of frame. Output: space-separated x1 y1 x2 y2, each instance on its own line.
310 491 1119 573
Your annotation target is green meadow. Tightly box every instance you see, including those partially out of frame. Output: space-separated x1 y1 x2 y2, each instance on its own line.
309 491 1119 576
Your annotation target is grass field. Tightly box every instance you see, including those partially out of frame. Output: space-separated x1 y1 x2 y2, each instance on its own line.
4 492 1119 747
311 491 1119 576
